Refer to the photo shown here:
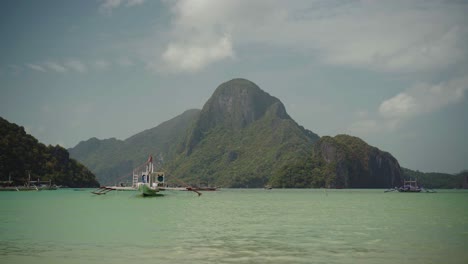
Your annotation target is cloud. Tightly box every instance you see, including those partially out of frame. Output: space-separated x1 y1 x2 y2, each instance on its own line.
157 0 468 73
94 59 111 70
26 63 47 72
45 61 67 73
161 35 234 72
99 0 145 14
153 0 241 72
126 0 145 7
379 93 417 120
310 10 468 72
349 75 468 134
65 59 87 73
379 76 468 120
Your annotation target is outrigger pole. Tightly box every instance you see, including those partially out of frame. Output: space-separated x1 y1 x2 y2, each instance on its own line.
173 177 202 196
92 186 116 195
91 158 152 195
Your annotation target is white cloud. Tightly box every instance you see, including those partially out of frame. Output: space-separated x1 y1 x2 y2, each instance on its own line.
99 0 145 14
379 93 417 119
379 77 468 120
152 0 242 72
99 0 123 14
158 0 468 73
26 63 46 72
126 0 145 7
65 59 87 73
45 61 67 73
349 75 468 134
161 35 234 72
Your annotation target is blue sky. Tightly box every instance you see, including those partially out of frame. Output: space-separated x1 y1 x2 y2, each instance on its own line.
1 0 467 174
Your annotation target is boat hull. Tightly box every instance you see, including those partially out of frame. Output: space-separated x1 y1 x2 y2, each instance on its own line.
397 188 421 192
0 186 38 191
138 184 162 197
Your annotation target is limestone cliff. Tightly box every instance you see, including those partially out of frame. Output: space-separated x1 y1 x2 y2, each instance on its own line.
313 135 402 188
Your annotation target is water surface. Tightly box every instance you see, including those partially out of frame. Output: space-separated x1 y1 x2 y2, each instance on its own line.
1 189 467 263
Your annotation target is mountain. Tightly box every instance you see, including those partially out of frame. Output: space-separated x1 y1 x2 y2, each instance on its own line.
310 135 402 188
69 78 406 189
268 134 403 188
167 78 320 187
0 117 99 187
69 109 200 185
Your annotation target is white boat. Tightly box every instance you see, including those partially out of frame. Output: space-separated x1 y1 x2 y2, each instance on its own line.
92 155 203 196
134 156 165 196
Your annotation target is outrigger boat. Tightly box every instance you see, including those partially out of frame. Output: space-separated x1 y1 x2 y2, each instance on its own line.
397 179 421 192
135 155 165 196
384 178 436 193
92 155 204 196
0 172 46 191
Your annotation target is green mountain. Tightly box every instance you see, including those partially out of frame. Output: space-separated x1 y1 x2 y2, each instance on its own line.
310 135 402 188
69 109 200 185
71 78 466 189
69 78 408 189
0 117 99 187
268 134 403 188
167 78 320 187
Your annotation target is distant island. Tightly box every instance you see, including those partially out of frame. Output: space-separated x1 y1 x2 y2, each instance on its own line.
67 78 468 189
0 117 99 188
1 79 464 189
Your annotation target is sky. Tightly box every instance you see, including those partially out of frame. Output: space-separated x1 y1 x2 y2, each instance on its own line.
1 0 467 174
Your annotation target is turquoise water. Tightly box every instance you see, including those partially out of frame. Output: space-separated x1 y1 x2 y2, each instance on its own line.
0 189 467 264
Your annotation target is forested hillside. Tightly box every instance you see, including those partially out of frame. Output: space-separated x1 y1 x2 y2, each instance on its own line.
69 109 200 185
270 134 402 188
0 117 99 187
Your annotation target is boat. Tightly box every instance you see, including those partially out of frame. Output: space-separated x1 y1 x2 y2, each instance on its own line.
397 179 421 192
133 155 166 196
385 178 435 193
0 185 38 191
92 155 204 196
137 174 164 196
0 172 40 191
31 179 60 190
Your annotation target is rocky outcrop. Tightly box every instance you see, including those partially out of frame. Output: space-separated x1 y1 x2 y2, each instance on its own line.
313 135 402 188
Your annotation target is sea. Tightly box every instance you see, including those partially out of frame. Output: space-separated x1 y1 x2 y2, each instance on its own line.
0 188 467 264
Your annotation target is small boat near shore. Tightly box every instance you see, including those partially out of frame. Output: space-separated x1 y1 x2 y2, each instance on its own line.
385 179 436 193
0 173 59 191
0 185 38 191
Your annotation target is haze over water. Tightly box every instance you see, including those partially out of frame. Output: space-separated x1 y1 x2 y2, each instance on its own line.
1 189 467 264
